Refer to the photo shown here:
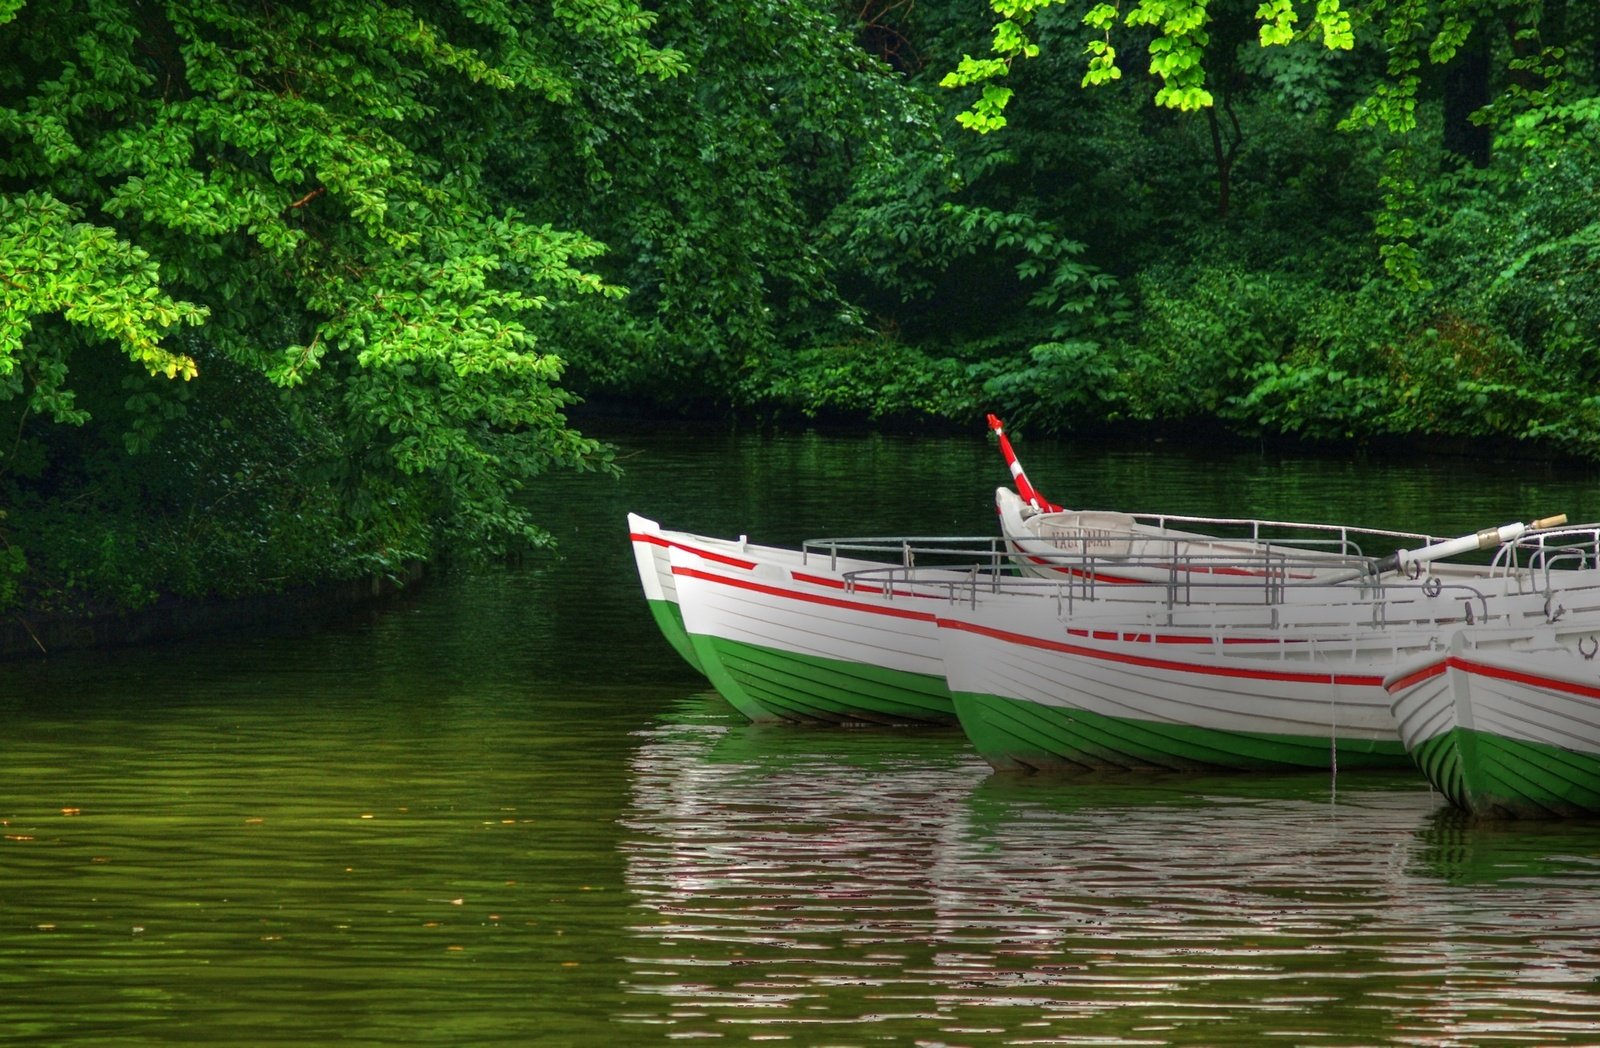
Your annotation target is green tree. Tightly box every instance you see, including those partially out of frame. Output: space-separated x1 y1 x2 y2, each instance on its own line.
0 0 684 612
920 0 1600 456
540 0 923 407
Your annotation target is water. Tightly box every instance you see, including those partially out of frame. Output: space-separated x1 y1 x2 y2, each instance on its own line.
5 423 1600 1045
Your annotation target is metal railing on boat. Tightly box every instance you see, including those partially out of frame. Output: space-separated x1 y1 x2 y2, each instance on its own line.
836 552 1521 632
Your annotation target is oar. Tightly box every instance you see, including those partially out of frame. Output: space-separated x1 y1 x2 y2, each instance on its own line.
1335 513 1569 582
987 414 1064 513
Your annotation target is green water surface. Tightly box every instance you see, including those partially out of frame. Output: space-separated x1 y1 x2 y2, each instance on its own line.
5 424 1600 1045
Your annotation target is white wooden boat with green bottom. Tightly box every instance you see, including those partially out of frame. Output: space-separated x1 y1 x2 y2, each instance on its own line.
627 512 975 675
938 527 1600 775
667 524 1581 736
629 512 816 674
633 490 1500 677
670 547 960 725
1387 611 1600 818
665 522 1391 727
936 593 1431 772
649 501 1584 732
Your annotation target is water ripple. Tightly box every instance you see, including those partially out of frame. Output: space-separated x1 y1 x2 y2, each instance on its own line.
621 714 1600 1045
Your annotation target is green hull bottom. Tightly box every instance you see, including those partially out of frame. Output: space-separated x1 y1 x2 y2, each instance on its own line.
1410 728 1600 819
689 632 955 726
647 599 704 674
952 689 1411 773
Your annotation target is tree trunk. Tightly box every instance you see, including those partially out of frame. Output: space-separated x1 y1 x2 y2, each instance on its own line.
1205 90 1245 220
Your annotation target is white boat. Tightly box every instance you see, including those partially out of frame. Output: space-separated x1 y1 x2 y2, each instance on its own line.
643 491 1591 741
986 414 1470 586
1387 615 1600 818
627 513 947 674
992 485 1569 592
937 526 1600 775
659 505 1403 727
634 487 1448 678
665 516 1565 732
635 415 1558 674
636 416 1581 742
629 511 1025 679
937 591 1430 772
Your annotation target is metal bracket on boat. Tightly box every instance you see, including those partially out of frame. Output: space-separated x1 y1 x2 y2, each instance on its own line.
1546 595 1566 624
1421 577 1442 598
1462 600 1475 625
1405 560 1424 581
1581 636 1597 661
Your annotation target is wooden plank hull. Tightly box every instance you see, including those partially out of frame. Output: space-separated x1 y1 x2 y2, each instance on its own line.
672 550 957 725
938 606 1417 773
627 513 899 677
1388 638 1600 817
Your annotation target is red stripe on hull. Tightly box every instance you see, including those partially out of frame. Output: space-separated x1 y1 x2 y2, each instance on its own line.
940 617 1383 687
672 565 940 623
631 532 758 571
1384 660 1448 694
1392 654 1600 701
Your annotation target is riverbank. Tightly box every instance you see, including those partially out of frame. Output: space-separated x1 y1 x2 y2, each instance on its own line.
0 563 426 660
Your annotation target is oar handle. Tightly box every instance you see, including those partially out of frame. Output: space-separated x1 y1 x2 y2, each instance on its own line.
1372 512 1569 578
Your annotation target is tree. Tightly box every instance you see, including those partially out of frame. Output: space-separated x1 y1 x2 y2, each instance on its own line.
910 0 1600 456
537 0 927 407
0 0 685 610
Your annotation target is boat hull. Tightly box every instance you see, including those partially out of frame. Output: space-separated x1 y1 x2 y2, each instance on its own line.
673 554 957 726
643 596 701 672
940 612 1413 773
688 631 953 726
951 688 1405 772
629 513 712 673
1389 642 1600 818
628 513 898 676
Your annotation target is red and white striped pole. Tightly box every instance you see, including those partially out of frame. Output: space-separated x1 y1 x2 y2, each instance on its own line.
987 414 1063 513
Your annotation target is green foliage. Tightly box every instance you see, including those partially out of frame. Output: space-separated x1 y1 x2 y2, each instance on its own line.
756 339 984 422
1104 260 1600 454
1416 148 1600 398
747 0 1600 460
0 511 23 610
5 0 1600 624
0 193 206 389
945 0 1600 291
979 337 1125 428
0 0 681 612
544 0 904 405
944 0 1355 130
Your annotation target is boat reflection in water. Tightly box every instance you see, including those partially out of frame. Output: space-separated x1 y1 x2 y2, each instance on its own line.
617 698 1600 1044
1407 807 1600 886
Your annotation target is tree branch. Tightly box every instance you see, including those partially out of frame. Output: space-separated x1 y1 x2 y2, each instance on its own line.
287 186 326 210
